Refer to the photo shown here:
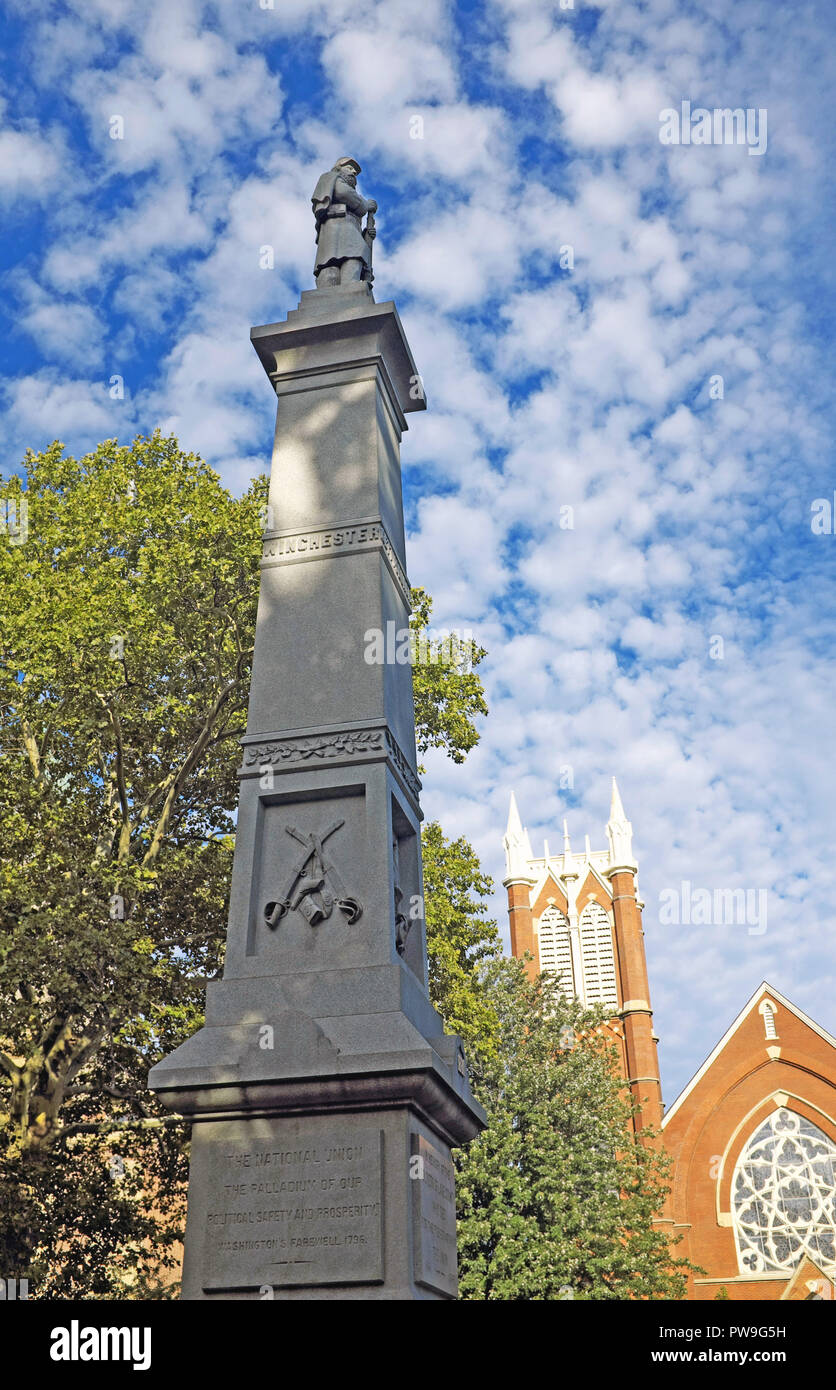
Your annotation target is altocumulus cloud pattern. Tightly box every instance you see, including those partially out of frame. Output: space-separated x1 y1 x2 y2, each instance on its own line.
1 0 835 1098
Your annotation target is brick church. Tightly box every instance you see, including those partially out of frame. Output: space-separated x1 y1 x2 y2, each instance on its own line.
503 783 836 1301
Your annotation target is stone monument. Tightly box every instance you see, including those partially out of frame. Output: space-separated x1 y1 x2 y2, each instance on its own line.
149 159 486 1300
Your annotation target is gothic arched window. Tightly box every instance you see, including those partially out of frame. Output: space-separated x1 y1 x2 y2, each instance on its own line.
732 1108 836 1276
537 906 574 997
579 901 618 1009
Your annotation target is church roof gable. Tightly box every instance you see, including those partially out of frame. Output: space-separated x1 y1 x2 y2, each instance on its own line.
530 868 569 914
662 981 836 1129
576 863 613 902
780 1254 834 1301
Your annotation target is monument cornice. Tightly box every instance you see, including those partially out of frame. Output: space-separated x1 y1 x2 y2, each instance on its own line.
266 354 409 436
150 1064 485 1149
251 294 426 422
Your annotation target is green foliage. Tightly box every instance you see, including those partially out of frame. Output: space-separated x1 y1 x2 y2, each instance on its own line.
422 821 503 1063
453 961 689 1301
410 586 487 765
0 433 266 1294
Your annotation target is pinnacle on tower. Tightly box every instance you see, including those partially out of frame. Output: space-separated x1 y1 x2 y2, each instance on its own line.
610 775 627 824
562 818 577 878
606 776 637 872
503 791 533 880
506 790 523 840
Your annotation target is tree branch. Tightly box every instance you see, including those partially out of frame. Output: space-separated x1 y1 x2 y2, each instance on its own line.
56 1113 186 1142
19 719 42 781
141 676 244 868
0 1049 22 1081
94 695 132 861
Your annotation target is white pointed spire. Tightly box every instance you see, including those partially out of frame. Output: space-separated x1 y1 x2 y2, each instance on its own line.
506 790 523 838
607 777 637 872
503 791 534 881
543 838 550 865
585 834 592 860
610 776 627 824
562 818 577 879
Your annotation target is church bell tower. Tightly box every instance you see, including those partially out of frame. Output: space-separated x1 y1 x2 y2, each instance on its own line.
502 781 663 1132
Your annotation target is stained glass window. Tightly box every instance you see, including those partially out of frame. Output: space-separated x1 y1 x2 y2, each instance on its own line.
733 1108 836 1276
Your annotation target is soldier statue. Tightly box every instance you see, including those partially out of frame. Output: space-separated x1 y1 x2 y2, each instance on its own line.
311 157 377 288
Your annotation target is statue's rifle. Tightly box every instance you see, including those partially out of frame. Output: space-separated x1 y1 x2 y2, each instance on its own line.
363 208 376 287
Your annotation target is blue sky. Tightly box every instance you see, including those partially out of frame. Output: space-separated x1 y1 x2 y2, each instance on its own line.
2 0 835 1102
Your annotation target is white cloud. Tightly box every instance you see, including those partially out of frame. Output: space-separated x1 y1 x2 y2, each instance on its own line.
3 373 136 454
18 294 105 371
0 125 61 203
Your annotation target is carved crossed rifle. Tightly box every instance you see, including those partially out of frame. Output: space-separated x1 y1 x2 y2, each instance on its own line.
264 820 363 929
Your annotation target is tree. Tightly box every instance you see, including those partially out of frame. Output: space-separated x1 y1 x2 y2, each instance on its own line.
410 586 487 765
422 822 503 1064
454 960 691 1300
0 433 489 1297
0 435 267 1295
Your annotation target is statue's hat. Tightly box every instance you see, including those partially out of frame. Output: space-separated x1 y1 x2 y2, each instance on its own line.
335 156 361 174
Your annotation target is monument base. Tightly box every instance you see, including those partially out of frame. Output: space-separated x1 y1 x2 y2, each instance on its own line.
179 1105 459 1300
150 965 484 1300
